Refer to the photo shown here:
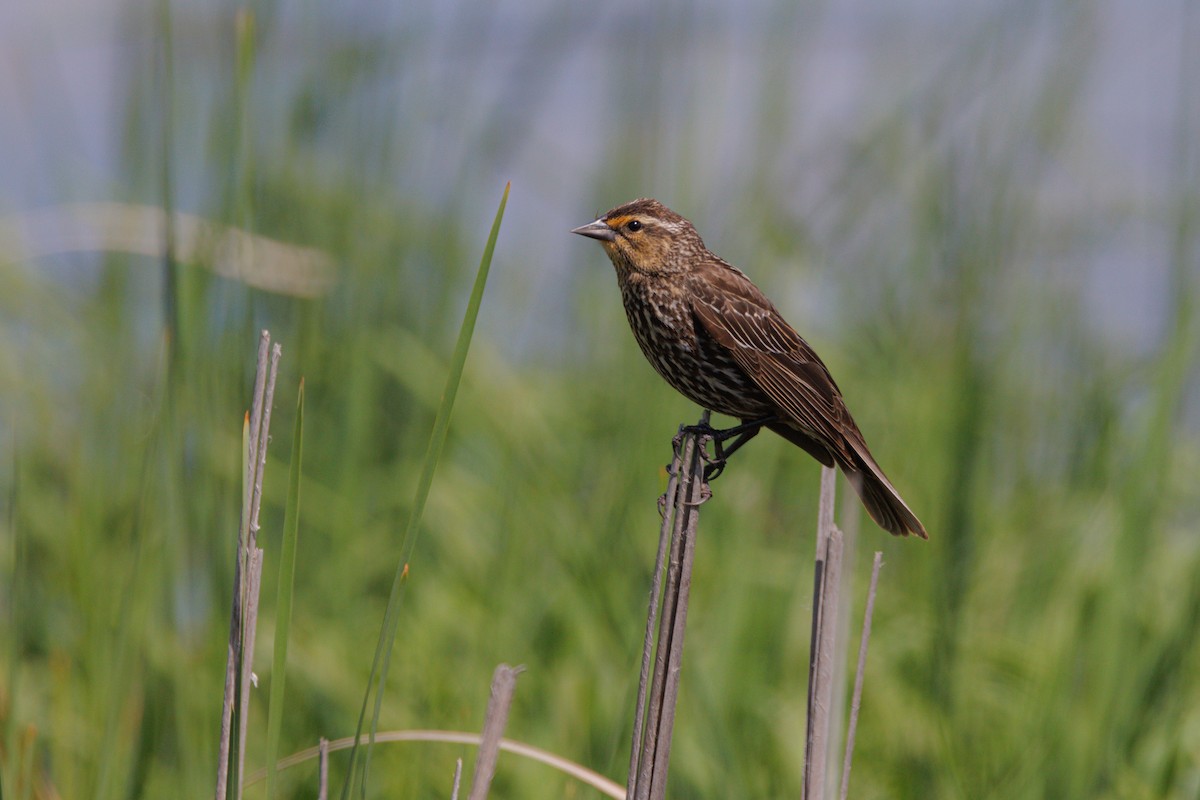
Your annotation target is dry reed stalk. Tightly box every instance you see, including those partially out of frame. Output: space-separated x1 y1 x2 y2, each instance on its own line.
451 758 463 800
803 467 842 800
467 664 523 800
216 331 280 800
627 417 710 800
839 552 883 800
318 737 329 800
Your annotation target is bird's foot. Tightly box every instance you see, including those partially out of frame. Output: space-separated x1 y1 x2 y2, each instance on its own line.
673 420 710 450
672 421 720 479
661 429 716 512
676 415 780 482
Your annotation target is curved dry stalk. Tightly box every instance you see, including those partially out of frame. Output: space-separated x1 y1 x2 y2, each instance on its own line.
244 730 626 799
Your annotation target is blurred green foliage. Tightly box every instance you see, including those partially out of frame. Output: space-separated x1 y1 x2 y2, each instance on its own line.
2 2 1199 799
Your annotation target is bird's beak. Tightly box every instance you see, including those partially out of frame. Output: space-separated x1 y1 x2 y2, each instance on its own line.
571 219 616 242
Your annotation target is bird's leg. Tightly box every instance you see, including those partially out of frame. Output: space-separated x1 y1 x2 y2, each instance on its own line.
679 416 780 481
702 420 764 481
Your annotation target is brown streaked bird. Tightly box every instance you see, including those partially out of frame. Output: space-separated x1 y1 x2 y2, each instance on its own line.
572 198 926 538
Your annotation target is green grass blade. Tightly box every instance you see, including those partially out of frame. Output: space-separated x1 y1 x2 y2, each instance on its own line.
342 182 509 799
4 446 25 800
265 379 305 799
156 0 178 374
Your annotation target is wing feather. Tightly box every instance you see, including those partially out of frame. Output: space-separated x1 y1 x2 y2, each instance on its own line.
688 265 855 462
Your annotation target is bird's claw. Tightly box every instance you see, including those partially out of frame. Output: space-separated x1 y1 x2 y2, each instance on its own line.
703 460 728 482
683 482 713 507
675 420 736 482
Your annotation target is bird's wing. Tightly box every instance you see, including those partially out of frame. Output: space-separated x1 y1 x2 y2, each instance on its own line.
690 263 926 537
688 265 858 461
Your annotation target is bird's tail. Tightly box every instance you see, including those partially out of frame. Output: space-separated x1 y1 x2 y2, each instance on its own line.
764 420 927 538
842 439 927 539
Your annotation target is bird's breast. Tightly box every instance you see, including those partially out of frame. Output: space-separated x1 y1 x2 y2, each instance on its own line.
619 279 696 351
617 277 775 419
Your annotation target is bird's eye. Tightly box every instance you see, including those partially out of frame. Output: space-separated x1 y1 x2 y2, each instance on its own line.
626 220 643 232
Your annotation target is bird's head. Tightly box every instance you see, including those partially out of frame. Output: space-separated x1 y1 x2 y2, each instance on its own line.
572 198 703 276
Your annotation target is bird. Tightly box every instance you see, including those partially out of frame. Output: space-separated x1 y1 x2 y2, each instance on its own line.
572 198 927 538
